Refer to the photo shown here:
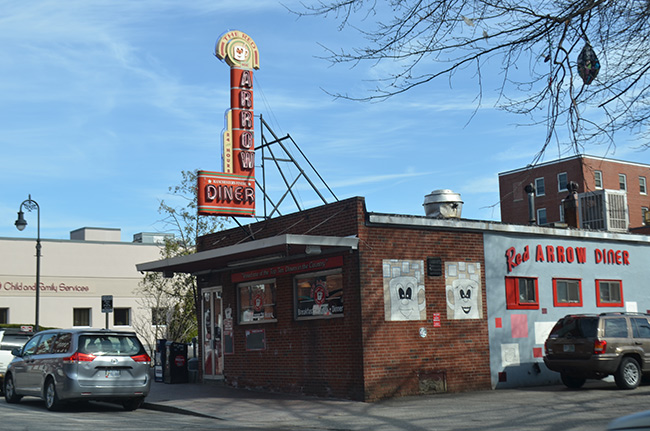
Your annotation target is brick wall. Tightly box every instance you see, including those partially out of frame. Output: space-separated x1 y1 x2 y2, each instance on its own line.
357 224 491 400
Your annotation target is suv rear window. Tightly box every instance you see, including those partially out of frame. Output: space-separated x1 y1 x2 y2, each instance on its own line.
549 316 599 338
78 334 144 356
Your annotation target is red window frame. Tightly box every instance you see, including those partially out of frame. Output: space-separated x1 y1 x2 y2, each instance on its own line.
505 277 539 310
552 278 583 307
595 279 624 307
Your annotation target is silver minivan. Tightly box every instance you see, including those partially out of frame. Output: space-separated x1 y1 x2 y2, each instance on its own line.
4 329 151 411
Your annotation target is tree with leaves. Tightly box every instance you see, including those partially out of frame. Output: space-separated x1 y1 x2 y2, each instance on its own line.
133 170 228 354
295 0 650 159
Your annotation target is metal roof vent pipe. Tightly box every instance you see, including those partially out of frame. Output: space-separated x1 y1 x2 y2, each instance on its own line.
524 183 536 225
562 181 580 228
423 189 463 218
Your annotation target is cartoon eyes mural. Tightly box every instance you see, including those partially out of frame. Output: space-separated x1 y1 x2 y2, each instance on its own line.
398 285 413 300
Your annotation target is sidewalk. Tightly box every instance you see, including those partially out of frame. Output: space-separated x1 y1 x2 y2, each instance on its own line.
143 380 374 428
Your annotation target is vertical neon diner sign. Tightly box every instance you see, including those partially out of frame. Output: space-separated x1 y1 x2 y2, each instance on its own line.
198 30 259 217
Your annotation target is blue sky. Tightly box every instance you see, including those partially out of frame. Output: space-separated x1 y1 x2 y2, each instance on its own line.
2 1 649 242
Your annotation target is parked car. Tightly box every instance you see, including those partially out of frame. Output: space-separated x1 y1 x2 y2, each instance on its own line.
4 328 151 411
0 328 33 392
544 313 650 390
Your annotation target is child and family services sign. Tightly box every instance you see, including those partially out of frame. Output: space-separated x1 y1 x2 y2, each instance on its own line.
198 30 259 217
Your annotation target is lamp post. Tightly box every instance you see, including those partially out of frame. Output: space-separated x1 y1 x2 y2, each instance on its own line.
15 195 41 332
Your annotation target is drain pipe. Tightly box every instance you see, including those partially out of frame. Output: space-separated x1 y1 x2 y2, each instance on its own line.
524 183 536 225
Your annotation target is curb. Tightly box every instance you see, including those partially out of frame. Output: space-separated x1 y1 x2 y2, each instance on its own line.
142 402 224 420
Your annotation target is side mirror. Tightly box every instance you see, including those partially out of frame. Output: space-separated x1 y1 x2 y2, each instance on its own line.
11 347 22 357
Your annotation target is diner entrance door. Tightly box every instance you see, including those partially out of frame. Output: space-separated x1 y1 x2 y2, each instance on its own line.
201 287 223 379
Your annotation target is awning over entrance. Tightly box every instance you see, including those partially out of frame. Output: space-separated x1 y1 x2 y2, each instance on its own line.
136 234 358 276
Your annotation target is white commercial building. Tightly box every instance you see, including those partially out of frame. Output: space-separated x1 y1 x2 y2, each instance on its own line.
0 228 164 348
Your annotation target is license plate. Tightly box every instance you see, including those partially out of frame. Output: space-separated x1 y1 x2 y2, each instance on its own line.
105 369 121 378
563 344 575 352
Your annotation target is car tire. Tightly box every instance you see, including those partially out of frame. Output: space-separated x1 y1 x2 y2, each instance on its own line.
4 374 22 404
122 397 144 411
560 372 586 389
44 378 61 411
615 357 641 390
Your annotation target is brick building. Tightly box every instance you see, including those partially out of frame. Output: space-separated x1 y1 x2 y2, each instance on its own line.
498 155 650 230
138 195 650 400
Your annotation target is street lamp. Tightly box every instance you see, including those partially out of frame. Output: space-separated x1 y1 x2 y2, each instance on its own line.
15 195 41 332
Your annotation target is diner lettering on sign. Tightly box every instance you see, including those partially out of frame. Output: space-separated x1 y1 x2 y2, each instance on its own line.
505 243 630 273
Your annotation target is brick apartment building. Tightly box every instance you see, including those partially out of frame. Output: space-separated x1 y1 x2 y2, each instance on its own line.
138 195 650 401
498 155 650 231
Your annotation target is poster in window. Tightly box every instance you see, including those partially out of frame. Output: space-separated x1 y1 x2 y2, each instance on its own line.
445 262 482 319
238 280 276 324
294 270 343 320
382 259 426 321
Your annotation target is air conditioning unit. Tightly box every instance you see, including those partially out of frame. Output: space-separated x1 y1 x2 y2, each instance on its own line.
579 189 628 232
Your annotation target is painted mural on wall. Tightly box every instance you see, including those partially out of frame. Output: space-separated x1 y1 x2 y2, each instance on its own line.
445 262 482 319
383 259 426 321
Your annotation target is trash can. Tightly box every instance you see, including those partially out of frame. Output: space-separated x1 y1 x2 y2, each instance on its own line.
188 357 199 383
163 341 188 384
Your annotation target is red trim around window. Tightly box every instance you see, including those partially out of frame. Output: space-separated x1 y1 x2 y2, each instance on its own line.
595 279 624 307
505 277 539 310
552 278 583 307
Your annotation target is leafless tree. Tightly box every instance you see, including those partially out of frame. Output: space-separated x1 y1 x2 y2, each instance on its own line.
133 170 227 353
294 0 650 159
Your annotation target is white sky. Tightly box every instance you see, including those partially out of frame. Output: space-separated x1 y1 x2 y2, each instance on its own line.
1 0 648 241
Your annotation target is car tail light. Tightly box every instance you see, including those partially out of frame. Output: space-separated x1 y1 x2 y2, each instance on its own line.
63 352 95 363
594 339 607 354
131 353 151 364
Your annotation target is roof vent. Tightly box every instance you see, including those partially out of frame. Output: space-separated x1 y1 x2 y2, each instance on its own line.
423 189 463 218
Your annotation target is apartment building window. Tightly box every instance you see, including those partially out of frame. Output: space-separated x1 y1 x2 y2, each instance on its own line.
113 308 131 326
643 207 649 225
73 308 91 327
559 204 565 222
535 177 545 196
0 308 8 324
553 278 583 307
558 172 568 192
594 171 603 189
640 176 647 195
619 174 627 191
537 208 547 225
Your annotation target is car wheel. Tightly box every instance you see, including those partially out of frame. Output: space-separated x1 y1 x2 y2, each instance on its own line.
4 374 22 403
560 372 586 389
615 357 641 390
122 397 144 411
44 378 61 411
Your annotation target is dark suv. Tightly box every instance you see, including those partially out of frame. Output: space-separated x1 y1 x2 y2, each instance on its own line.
544 313 650 389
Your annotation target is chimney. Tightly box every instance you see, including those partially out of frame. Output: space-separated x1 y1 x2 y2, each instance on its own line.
562 181 580 228
524 183 536 225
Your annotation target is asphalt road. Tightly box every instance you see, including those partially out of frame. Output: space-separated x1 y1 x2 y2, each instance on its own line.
3 378 650 430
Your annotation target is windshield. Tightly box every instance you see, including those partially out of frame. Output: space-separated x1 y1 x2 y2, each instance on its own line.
78 334 145 356
550 316 599 338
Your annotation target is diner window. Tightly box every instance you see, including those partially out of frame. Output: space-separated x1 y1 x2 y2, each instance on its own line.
640 176 647 195
152 307 168 326
535 177 545 196
505 277 539 310
294 269 344 320
558 172 568 192
619 174 627 191
113 307 131 326
238 279 277 324
0 308 8 324
537 208 548 225
553 278 583 307
596 280 623 307
594 171 603 189
73 308 91 327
